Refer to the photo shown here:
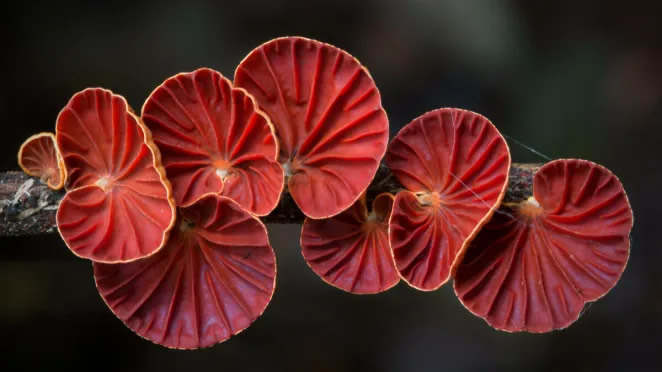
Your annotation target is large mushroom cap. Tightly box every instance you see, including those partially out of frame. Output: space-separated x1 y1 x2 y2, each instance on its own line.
235 36 389 219
386 108 511 291
142 68 284 215
454 159 633 333
301 193 399 294
17 132 66 190
94 194 276 349
55 88 176 263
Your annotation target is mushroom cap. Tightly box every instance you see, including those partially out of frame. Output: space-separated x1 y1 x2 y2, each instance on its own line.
17 132 66 190
301 193 399 294
94 194 276 349
235 36 389 219
142 68 284 215
454 159 633 333
386 108 511 291
56 88 176 263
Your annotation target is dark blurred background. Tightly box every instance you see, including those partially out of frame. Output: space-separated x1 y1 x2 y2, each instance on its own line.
2 1 660 371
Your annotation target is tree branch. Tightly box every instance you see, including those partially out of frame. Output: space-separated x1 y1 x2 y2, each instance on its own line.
0 163 540 236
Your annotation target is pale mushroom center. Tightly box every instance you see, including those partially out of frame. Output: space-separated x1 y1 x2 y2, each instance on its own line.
283 155 302 178
417 191 442 207
282 161 293 178
362 212 383 233
216 168 229 180
95 177 112 192
519 196 543 218
212 159 231 181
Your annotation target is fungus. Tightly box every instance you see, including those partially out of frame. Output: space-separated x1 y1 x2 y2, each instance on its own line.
17 132 66 190
453 159 633 332
94 194 276 349
235 36 389 219
301 192 399 294
55 88 176 263
142 68 284 215
385 108 511 291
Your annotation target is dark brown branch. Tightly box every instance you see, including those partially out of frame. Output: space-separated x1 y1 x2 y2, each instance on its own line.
0 163 541 236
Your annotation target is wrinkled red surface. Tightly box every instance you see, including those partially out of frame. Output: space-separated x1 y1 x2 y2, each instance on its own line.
94 195 276 349
386 108 510 291
235 37 389 219
142 68 283 215
56 88 175 263
301 193 399 294
454 159 633 332
18 132 65 190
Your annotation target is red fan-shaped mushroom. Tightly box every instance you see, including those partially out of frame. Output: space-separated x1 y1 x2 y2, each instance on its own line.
235 37 389 219
386 108 511 291
142 68 284 215
301 193 399 294
17 132 66 190
94 194 276 349
56 88 176 263
454 159 633 333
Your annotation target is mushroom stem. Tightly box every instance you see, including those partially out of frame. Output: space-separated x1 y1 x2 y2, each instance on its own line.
0 163 542 236
215 168 229 181
282 161 293 178
95 177 112 192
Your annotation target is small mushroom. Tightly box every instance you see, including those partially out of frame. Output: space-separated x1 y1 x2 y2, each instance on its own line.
94 194 276 349
386 108 511 291
235 36 389 219
301 193 399 294
142 68 284 215
453 159 633 333
17 132 66 190
55 88 176 263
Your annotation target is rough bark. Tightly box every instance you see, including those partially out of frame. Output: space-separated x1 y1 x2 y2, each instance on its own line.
0 163 541 236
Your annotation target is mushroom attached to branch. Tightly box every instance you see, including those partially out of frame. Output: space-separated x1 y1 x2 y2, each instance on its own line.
386 108 511 291
94 194 277 349
18 132 66 190
453 159 633 333
301 192 399 294
142 68 284 215
235 36 389 219
55 88 176 263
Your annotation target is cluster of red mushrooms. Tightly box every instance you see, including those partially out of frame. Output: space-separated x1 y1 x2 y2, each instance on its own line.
17 37 633 349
